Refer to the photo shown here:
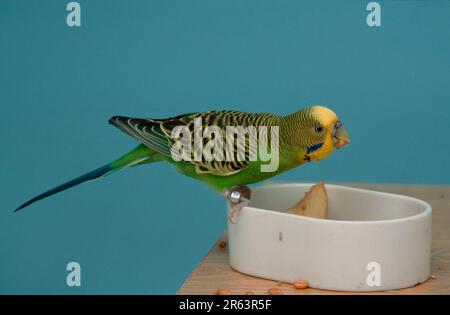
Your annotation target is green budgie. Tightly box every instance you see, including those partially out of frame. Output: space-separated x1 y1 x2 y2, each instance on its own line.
15 105 350 211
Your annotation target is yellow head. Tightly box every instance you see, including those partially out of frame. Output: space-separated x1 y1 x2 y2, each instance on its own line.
283 105 350 162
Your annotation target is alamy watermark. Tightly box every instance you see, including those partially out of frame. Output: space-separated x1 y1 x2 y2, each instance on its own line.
367 2 381 27
170 118 280 173
66 2 81 27
366 261 381 287
66 261 81 287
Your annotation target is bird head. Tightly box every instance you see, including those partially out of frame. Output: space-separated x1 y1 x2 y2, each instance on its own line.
285 105 350 162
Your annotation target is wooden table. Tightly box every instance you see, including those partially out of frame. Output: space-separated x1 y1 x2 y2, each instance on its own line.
178 184 450 295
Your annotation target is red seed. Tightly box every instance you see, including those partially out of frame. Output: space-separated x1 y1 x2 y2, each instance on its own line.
268 287 283 295
293 280 309 289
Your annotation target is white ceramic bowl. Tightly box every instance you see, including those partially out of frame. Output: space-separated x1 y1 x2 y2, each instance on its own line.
227 183 432 292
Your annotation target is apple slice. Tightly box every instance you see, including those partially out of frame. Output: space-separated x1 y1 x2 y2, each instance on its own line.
286 182 328 219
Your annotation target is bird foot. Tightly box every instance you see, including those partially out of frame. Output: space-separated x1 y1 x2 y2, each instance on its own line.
224 186 252 224
228 203 245 224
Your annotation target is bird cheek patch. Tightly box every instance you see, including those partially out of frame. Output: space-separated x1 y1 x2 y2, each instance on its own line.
306 142 324 154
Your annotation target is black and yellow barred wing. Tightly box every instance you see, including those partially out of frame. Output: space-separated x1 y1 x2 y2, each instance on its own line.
109 110 278 176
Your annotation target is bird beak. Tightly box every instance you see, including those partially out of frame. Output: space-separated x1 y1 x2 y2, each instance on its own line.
334 124 350 149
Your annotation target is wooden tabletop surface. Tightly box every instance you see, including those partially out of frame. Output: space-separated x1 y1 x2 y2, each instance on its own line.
177 183 450 295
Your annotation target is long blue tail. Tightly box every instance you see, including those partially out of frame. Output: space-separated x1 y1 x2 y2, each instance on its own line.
14 164 115 212
14 144 158 212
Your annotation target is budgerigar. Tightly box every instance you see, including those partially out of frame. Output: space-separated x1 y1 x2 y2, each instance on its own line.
15 105 350 211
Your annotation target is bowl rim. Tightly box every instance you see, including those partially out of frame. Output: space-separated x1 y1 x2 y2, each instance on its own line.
240 183 432 225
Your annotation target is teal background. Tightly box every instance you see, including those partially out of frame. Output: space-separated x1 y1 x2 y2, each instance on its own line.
0 0 449 294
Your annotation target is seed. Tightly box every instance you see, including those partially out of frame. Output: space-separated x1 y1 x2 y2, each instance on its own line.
215 289 231 295
430 275 437 279
276 281 283 286
245 291 254 295
268 287 283 295
437 266 443 271
293 280 309 289
218 240 227 249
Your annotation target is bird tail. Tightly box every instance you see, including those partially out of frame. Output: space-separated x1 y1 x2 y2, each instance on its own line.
14 164 116 212
14 144 158 212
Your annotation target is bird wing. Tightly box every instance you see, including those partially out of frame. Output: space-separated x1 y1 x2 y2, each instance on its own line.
109 111 262 176
109 115 176 157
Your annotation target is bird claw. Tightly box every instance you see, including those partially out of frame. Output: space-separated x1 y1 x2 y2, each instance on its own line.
225 186 251 224
228 202 245 224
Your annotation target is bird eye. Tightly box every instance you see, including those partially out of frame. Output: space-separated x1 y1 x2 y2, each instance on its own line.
314 125 324 134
